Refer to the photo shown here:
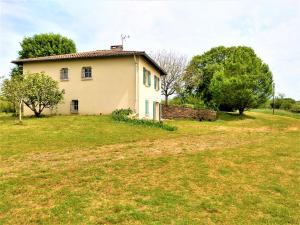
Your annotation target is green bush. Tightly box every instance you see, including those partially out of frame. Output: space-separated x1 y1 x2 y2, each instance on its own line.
0 98 15 113
182 103 195 109
111 108 177 131
111 108 133 121
290 103 300 113
270 95 296 110
279 99 295 110
168 95 206 109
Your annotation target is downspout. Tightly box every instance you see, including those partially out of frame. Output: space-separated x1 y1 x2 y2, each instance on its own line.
134 55 139 116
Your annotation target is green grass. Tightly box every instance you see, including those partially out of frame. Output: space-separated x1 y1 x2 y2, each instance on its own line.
252 108 300 119
0 112 299 224
0 115 174 157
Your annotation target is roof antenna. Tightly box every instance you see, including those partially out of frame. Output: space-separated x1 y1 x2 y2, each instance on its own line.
121 34 130 48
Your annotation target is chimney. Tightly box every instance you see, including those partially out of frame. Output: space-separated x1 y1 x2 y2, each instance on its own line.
110 45 123 51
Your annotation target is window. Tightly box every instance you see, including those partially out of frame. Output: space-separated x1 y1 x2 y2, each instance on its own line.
70 100 79 113
147 71 151 87
143 67 151 87
154 76 160 91
143 68 146 85
81 67 92 79
145 100 149 115
60 68 68 80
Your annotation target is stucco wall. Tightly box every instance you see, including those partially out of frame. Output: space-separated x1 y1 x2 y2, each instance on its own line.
137 56 162 120
22 56 136 115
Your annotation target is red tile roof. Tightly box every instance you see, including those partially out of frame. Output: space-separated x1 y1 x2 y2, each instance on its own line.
11 50 167 75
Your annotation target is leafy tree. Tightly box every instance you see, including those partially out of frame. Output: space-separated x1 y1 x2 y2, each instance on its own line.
183 46 227 103
9 33 76 79
209 46 273 114
151 50 187 105
0 97 14 113
1 72 65 118
291 102 300 113
18 33 76 59
22 72 65 117
183 46 273 114
270 93 296 110
1 76 26 122
9 66 23 78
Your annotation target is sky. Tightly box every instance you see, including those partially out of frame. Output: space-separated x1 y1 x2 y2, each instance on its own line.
0 0 299 99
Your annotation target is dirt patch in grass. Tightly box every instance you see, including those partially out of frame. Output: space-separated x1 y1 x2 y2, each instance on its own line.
285 126 299 131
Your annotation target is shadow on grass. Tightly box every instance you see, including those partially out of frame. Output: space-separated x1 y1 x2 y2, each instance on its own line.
217 111 256 121
0 113 54 125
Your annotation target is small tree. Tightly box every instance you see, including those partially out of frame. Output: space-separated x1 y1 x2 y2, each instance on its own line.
1 76 26 122
22 72 65 117
151 50 187 105
1 72 65 119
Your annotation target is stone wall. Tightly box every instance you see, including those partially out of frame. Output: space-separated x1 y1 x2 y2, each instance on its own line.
161 105 217 121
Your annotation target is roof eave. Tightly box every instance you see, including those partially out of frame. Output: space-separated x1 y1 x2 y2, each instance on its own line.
140 53 167 76
11 51 168 76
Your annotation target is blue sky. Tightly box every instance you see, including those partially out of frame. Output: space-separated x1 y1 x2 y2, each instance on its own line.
1 0 299 99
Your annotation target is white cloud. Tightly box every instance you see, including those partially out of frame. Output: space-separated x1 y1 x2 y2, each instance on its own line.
0 0 299 99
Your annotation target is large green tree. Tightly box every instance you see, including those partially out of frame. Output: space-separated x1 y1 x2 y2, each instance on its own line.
183 46 227 103
209 46 273 114
10 33 76 78
18 33 76 59
183 46 273 114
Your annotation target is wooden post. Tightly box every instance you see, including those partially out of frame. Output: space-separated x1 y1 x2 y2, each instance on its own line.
159 103 162 122
19 100 22 122
272 83 275 115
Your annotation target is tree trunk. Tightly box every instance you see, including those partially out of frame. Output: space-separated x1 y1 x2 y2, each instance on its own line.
18 100 22 122
34 110 41 117
165 95 168 105
238 108 244 115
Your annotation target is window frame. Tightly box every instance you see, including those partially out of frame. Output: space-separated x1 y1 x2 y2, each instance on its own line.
147 71 151 87
60 68 69 81
70 100 79 114
143 67 152 87
82 67 92 80
153 75 160 91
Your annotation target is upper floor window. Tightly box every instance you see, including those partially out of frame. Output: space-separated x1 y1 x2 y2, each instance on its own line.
60 68 68 81
143 67 151 87
154 75 160 91
81 67 92 79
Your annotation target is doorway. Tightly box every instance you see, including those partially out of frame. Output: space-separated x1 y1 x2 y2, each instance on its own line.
153 102 160 121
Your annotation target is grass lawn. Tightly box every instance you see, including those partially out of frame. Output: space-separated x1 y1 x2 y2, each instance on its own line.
252 108 300 119
0 112 299 224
